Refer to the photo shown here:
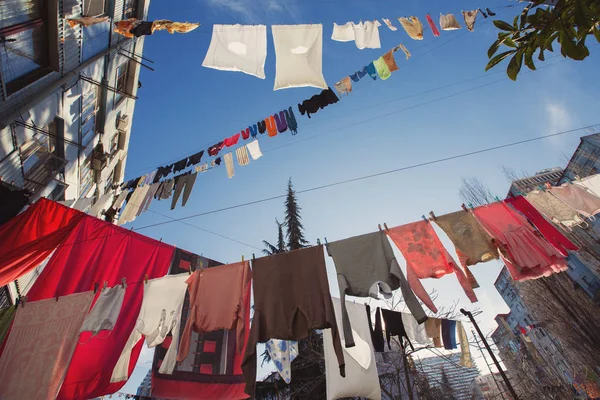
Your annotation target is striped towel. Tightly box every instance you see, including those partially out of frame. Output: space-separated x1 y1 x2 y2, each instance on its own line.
236 146 250 166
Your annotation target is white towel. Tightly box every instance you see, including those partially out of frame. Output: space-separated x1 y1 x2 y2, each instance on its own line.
202 24 267 79
272 24 327 90
235 146 250 166
80 285 125 335
224 152 235 178
331 21 382 49
402 312 430 344
331 22 355 42
246 140 263 160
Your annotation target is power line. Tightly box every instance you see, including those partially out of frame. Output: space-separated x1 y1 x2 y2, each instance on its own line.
133 123 600 230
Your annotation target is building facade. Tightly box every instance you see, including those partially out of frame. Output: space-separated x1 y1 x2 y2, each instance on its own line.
0 0 149 301
414 353 480 400
559 132 600 184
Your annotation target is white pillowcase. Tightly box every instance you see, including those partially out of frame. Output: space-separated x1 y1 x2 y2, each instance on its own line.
331 21 382 49
271 24 327 90
202 24 267 79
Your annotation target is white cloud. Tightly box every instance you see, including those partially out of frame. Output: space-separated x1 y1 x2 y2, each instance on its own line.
544 101 575 147
205 0 298 22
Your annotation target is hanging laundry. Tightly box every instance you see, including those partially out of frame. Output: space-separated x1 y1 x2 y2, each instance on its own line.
396 43 411 59
382 50 399 72
170 172 197 209
80 285 126 336
173 157 189 173
457 321 473 367
118 185 151 224
0 305 16 346
242 245 345 397
177 261 251 362
208 141 225 157
434 210 498 268
67 16 109 28
442 319 457 350
274 110 288 133
549 183 600 218
154 164 173 182
114 19 199 38
202 24 267 79
214 157 222 166
236 146 250 166
382 18 398 31
425 14 441 37
425 317 443 347
327 231 427 348
381 308 407 350
151 20 200 34
272 24 327 90
486 8 496 16
473 202 568 281
402 312 430 344
525 189 584 227
364 62 378 80
249 123 258 138
72 196 94 212
136 182 160 216
439 14 462 30
0 292 94 400
0 184 30 226
331 21 382 49
298 87 339 118
284 106 298 134
195 162 209 173
247 140 263 160
575 174 600 197
462 10 478 32
334 76 353 96
387 221 478 312
111 274 189 381
257 120 267 134
366 305 385 352
397 16 424 40
141 170 158 186
373 56 391 80
155 178 174 200
349 72 360 82
505 196 578 256
224 133 241 147
324 299 381 400
266 339 299 383
224 152 235 178
265 115 277 137
241 128 250 140
187 150 204 166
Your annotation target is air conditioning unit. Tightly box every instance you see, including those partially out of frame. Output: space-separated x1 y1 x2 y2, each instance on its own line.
117 115 129 132
92 143 108 172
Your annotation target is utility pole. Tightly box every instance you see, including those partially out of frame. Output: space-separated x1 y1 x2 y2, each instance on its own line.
472 329 507 400
400 339 415 400
460 308 520 400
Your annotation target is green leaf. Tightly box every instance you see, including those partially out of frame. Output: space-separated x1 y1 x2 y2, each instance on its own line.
595 27 600 43
503 37 518 48
524 48 537 70
574 0 594 34
485 50 517 71
560 31 588 60
494 20 517 32
538 48 545 61
520 6 530 29
487 39 502 58
507 50 524 81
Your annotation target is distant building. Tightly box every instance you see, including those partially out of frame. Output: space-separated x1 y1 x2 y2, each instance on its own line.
414 353 480 399
559 132 600 184
471 373 515 400
507 167 563 197
136 369 152 397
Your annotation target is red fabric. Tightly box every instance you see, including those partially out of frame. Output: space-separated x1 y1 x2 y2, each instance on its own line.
0 198 84 287
425 14 441 37
241 128 250 140
26 214 174 400
224 133 241 147
152 371 249 400
505 196 578 256
387 221 478 311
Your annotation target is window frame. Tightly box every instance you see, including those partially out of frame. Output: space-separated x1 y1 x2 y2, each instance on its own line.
122 0 137 20
114 62 129 105
79 154 94 198
81 85 98 147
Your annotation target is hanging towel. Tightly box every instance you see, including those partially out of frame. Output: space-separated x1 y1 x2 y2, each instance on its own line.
462 10 478 32
442 319 457 350
274 110 288 133
425 14 441 37
549 183 600 218
440 14 462 30
80 285 126 336
397 16 424 40
272 24 327 90
381 308 407 350
366 305 385 352
224 133 241 147
246 140 263 160
177 262 252 361
457 321 473 367
224 152 235 178
397 43 411 59
575 174 600 198
327 231 427 348
111 274 189 382
242 245 345 397
382 50 399 72
331 22 355 42
235 146 250 166
298 87 339 118
284 106 298 134
387 221 478 312
382 18 397 31
525 190 583 227
505 196 578 256
402 312 430 344
332 21 382 49
0 292 94 400
364 62 378 80
266 339 299 383
324 299 381 400
373 56 391 80
434 210 498 268
265 115 277 137
425 317 443 347
202 24 267 79
334 76 353 96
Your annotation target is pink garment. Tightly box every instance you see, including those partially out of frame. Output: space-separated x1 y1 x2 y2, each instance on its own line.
549 184 600 218
387 221 478 312
0 291 94 400
473 202 568 281
425 14 441 37
224 133 241 148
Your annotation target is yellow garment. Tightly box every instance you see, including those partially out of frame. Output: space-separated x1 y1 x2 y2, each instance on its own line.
373 56 391 80
397 16 424 40
67 16 109 28
152 20 200 34
457 322 473 367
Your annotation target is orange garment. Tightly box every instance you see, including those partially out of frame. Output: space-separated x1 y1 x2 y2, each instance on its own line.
387 221 478 312
424 318 443 347
382 50 399 72
152 20 200 34
113 18 140 38
67 16 109 28
265 115 277 137
176 261 252 362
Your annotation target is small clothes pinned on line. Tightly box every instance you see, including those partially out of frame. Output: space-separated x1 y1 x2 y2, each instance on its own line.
331 20 382 49
334 77 353 96
398 16 424 40
298 87 339 118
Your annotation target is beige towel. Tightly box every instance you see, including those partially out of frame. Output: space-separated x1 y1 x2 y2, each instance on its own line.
224 152 235 178
425 318 443 347
457 321 473 367
525 190 582 227
235 146 250 166
440 13 462 30
397 16 424 40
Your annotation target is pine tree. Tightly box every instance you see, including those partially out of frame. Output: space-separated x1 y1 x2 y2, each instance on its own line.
284 178 309 250
262 219 286 256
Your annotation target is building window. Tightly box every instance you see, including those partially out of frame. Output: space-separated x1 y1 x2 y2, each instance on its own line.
109 133 119 158
0 0 51 96
82 0 105 17
114 62 129 105
123 0 137 19
104 169 114 193
81 86 98 147
80 154 93 197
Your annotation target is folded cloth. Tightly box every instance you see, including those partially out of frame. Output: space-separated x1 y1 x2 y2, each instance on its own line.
398 16 424 40
382 18 397 31
525 189 583 227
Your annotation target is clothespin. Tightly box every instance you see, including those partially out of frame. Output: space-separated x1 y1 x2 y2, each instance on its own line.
159 238 163 242
94 282 99 293
468 203 474 209
324 237 329 248
144 274 148 285
317 238 321 245
429 211 436 220
461 204 468 212
242 255 245 262
494 196 500 202
252 253 256 260
544 182 552 189
421 215 428 222
384 223 389 231
103 281 108 291
121 277 126 288
378 224 382 231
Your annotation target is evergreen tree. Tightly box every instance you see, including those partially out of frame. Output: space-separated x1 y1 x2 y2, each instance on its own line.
262 219 286 256
284 178 309 250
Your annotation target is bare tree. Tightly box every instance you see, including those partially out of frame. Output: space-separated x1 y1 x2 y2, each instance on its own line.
501 165 530 183
458 177 496 207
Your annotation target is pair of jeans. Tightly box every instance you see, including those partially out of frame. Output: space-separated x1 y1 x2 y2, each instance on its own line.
171 173 197 210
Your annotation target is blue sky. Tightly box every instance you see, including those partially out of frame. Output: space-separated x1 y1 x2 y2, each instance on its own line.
119 0 600 394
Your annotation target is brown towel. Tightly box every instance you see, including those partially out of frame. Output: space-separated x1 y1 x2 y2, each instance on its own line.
425 317 443 347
